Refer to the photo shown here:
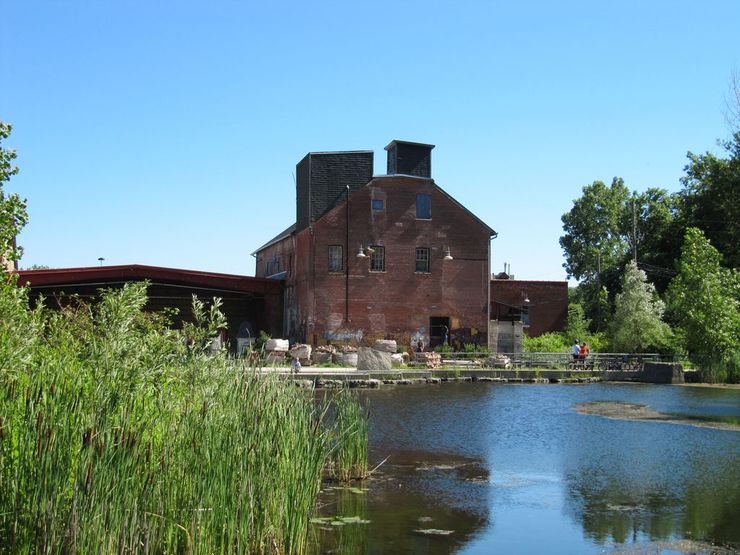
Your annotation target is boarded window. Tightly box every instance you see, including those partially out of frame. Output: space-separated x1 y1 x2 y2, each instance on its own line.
328 245 343 272
372 199 384 211
416 193 431 219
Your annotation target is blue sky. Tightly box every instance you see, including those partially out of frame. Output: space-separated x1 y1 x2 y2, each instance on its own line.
2 1 738 280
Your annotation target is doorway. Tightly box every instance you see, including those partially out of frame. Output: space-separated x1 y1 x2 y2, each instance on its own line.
429 316 451 348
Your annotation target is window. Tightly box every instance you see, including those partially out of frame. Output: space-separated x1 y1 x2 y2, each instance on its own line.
415 247 430 273
328 245 343 272
372 199 384 211
416 193 431 219
369 246 385 272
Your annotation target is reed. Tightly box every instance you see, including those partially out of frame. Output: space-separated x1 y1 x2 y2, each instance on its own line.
326 391 369 482
0 279 366 554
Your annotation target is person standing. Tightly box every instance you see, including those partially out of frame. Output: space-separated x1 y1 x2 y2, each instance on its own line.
572 340 581 362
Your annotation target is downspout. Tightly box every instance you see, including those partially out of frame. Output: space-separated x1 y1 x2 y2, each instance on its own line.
345 185 350 324
487 231 498 347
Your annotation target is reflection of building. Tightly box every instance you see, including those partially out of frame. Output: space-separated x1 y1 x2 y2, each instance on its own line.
490 276 568 350
253 140 497 348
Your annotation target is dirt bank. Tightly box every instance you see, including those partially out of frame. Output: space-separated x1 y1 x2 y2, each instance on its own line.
575 401 740 432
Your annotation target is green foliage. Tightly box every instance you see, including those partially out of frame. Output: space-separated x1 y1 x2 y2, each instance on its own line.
679 133 740 269
609 261 672 352
253 330 271 351
0 122 28 269
560 177 632 282
0 281 368 552
667 228 740 382
327 391 368 482
523 332 569 353
182 294 227 353
566 302 591 340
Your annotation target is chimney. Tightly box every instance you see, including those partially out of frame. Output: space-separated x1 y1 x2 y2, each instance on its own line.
384 140 435 178
295 150 374 232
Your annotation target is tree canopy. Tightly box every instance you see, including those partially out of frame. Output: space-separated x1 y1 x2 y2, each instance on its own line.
0 122 28 270
609 261 671 352
666 227 740 381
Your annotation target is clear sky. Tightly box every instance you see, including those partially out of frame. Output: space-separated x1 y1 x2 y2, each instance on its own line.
2 1 738 280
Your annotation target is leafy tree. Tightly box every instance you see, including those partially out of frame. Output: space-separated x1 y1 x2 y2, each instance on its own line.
667 228 740 382
0 122 28 271
678 133 740 270
560 178 631 282
609 261 671 352
560 179 679 327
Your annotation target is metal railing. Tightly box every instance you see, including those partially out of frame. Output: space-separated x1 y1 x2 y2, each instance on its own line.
434 351 671 371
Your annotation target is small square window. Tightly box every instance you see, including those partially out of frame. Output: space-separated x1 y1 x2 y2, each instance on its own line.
416 193 431 219
415 247 430 273
372 199 384 211
369 246 385 272
328 245 343 272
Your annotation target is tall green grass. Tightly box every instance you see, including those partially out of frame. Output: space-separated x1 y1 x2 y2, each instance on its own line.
0 279 367 554
326 391 369 482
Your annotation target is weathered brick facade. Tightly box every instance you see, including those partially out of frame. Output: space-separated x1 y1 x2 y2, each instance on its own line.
254 141 496 349
490 279 568 338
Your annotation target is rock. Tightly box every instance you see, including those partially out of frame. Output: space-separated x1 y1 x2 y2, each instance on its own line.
294 380 314 389
340 352 358 367
348 379 381 388
290 343 311 360
414 352 442 369
265 339 289 352
426 377 441 384
374 339 397 353
486 354 511 368
311 351 333 364
390 353 405 367
264 352 286 365
357 347 392 371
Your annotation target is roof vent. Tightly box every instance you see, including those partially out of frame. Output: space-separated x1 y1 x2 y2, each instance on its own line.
385 140 435 178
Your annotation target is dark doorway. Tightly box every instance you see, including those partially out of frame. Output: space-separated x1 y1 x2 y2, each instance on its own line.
429 316 451 348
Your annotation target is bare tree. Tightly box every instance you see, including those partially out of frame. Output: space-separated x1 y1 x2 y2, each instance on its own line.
724 68 740 132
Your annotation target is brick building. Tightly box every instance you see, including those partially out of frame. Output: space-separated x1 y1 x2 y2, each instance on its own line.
490 276 569 349
254 140 497 349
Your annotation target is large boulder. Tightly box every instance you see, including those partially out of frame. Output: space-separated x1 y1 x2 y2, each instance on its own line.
265 338 289 352
340 352 358 367
390 353 405 367
374 339 397 353
311 351 333 364
290 343 312 362
357 347 392 371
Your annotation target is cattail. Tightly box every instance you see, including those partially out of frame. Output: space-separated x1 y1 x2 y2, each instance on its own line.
85 462 94 493
82 428 94 448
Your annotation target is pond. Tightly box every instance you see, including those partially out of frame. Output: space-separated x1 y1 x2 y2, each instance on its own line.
310 383 740 554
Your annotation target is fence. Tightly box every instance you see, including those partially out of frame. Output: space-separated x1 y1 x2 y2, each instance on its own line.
437 351 673 372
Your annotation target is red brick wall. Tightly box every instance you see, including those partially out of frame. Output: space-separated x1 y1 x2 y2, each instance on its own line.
490 280 568 337
292 175 493 347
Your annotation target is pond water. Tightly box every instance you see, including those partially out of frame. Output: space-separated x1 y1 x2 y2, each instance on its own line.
310 383 740 554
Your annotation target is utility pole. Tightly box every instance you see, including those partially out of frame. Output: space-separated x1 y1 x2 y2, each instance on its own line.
632 196 638 264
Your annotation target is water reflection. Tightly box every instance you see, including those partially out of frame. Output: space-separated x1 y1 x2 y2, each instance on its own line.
565 437 740 548
309 448 489 554
311 383 740 554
